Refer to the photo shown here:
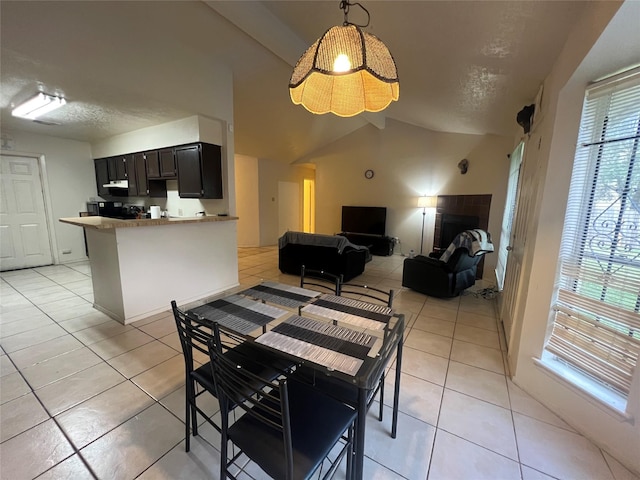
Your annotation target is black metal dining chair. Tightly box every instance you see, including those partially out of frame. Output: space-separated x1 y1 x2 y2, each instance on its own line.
207 329 357 480
340 282 394 421
171 300 294 452
295 282 399 438
300 265 342 295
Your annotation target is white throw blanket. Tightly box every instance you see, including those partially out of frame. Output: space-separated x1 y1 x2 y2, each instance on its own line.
439 229 494 263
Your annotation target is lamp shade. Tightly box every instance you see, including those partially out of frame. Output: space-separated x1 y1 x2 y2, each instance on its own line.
418 196 437 208
289 24 399 117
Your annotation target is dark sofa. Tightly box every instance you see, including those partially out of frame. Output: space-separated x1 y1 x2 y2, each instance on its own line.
402 249 481 298
278 231 370 282
402 229 494 298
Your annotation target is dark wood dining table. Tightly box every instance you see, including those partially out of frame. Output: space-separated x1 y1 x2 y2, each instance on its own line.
186 281 405 480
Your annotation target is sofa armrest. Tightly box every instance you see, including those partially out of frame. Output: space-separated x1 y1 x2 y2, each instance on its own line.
340 248 368 281
409 255 453 273
402 256 456 297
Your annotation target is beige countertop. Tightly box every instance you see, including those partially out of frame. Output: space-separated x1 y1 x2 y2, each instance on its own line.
59 215 238 229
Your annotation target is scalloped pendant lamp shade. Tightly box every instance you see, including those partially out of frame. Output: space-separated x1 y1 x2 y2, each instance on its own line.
289 24 399 117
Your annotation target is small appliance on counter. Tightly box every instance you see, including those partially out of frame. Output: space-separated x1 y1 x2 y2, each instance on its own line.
122 204 144 219
149 205 161 219
86 201 143 219
86 201 123 218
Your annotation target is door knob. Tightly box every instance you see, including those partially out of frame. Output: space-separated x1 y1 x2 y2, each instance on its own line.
506 246 513 251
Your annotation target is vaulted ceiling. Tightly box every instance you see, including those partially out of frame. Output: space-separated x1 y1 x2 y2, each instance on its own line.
0 1 590 163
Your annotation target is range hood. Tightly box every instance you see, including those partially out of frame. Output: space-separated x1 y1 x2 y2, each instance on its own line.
103 180 129 189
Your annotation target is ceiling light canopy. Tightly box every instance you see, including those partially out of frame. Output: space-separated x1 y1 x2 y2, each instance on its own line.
12 92 66 120
289 0 399 117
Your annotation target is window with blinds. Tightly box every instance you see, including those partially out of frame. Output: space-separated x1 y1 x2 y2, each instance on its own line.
545 68 640 399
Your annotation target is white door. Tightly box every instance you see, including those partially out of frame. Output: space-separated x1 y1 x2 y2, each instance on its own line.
278 181 300 236
0 155 53 270
500 142 537 354
496 142 524 290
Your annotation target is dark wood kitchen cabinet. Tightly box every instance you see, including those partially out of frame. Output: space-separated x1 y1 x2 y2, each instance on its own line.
129 152 167 197
147 148 176 179
175 143 222 198
94 158 110 197
145 150 160 179
128 153 144 196
107 155 128 181
159 148 177 177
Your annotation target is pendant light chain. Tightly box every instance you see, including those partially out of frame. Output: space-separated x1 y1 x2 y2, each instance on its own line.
340 0 370 28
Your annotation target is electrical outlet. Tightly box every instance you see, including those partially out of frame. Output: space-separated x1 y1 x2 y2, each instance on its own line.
61 249 72 254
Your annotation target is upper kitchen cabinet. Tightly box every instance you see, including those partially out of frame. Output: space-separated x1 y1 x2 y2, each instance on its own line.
175 143 223 199
147 148 176 179
94 158 110 197
159 148 177 178
108 155 128 181
127 153 143 196
129 152 167 198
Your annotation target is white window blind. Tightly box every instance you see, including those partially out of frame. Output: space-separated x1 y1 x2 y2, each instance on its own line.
545 68 640 397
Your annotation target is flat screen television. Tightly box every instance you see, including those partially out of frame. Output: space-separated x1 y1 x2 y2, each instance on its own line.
341 206 387 236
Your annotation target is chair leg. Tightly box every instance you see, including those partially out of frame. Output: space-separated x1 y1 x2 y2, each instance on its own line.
391 340 403 439
378 373 385 421
190 383 199 437
346 425 354 480
220 431 228 479
185 394 191 452
191 404 198 437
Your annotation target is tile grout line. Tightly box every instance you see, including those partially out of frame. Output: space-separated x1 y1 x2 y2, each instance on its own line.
1 346 100 480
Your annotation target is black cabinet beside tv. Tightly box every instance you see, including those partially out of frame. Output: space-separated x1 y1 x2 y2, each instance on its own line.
339 233 395 256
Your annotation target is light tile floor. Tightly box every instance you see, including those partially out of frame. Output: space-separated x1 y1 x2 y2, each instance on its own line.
1 247 638 480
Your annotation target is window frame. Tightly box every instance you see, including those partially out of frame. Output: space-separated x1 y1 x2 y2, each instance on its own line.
542 67 640 413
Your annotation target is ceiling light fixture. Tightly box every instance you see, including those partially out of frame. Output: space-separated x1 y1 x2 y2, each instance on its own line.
289 0 399 117
12 92 67 120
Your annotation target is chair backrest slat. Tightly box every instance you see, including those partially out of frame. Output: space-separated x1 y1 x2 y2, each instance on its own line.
339 283 394 308
208 336 286 434
300 265 342 295
172 300 245 368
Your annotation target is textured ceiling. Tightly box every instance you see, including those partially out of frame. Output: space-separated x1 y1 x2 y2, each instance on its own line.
0 1 589 163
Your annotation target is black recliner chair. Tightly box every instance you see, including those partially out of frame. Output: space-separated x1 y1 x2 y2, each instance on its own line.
402 229 493 298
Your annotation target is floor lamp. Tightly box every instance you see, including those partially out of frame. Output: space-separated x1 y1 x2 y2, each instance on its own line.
417 196 437 255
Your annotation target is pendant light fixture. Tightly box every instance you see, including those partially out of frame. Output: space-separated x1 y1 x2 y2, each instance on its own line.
289 0 399 117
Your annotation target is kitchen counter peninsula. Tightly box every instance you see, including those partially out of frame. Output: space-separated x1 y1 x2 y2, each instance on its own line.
60 215 239 324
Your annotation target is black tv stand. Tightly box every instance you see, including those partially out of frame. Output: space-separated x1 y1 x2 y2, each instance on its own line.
339 232 394 256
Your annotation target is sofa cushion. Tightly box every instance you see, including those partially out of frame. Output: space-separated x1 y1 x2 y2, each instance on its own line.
279 231 367 254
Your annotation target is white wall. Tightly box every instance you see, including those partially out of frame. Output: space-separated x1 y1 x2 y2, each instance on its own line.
306 119 512 277
234 154 260 247
257 159 315 246
509 0 640 473
1 130 95 264
91 116 204 158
